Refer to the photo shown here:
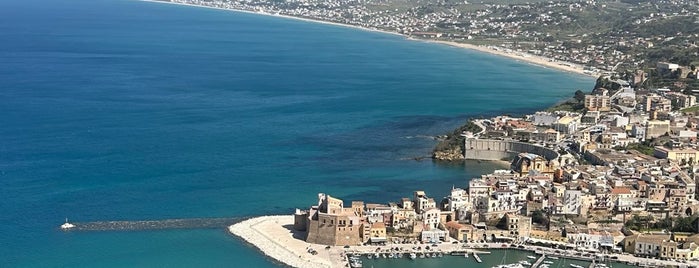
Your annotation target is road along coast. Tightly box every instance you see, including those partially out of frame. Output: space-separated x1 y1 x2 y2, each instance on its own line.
139 0 597 78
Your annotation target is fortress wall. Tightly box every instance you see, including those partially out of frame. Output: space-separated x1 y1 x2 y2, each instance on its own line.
464 139 559 161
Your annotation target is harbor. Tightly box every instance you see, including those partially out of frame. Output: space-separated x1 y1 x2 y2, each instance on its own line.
227 215 686 268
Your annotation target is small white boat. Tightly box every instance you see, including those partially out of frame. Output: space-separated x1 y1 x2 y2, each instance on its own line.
464 252 469 258
519 261 532 266
544 261 554 264
527 256 537 259
60 218 75 230
570 264 584 268
474 253 482 263
409 253 416 260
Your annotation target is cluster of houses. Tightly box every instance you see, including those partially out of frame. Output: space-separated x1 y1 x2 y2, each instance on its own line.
294 62 699 262
166 0 699 75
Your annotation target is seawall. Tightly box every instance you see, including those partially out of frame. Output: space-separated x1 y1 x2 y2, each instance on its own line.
464 139 559 161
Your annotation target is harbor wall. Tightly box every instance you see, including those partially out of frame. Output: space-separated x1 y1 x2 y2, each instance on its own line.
464 139 559 161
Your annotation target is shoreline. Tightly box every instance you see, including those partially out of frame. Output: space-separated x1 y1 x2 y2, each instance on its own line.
229 215 691 268
137 0 597 79
228 215 340 268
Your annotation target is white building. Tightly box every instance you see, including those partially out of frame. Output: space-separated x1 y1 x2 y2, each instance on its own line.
562 190 582 215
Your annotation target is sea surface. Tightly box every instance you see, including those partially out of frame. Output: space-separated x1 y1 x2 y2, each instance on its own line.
0 0 594 266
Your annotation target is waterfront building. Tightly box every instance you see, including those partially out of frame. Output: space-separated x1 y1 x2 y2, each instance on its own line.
624 233 699 260
367 222 387 243
444 221 471 242
304 193 365 246
504 213 532 240
423 208 441 230
421 229 447 243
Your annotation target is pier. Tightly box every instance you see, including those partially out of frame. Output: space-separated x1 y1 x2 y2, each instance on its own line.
473 253 482 263
532 255 546 268
61 217 244 231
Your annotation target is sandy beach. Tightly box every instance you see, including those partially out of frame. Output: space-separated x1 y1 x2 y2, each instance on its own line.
138 0 597 78
430 40 598 78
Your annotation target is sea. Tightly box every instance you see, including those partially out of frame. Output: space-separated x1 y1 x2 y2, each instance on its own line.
0 0 599 267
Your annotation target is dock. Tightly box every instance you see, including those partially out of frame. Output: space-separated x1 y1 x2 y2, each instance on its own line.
474 253 482 263
532 255 546 268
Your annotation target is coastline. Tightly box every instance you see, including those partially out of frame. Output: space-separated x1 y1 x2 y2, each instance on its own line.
230 215 690 268
228 215 341 268
137 0 597 79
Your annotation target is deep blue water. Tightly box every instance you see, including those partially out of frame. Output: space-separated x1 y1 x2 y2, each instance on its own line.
0 0 593 266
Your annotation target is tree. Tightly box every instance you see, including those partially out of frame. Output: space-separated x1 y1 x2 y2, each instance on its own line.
532 209 550 227
672 217 697 233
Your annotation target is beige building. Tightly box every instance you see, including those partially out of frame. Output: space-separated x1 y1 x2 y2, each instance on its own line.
645 120 670 140
304 193 366 246
367 222 387 243
504 213 532 240
654 146 699 164
585 94 611 112
445 221 472 242
511 153 556 176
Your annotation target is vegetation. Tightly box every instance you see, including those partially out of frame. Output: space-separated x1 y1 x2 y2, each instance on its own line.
681 105 699 113
546 89 586 112
531 209 550 228
624 215 697 232
617 142 655 156
433 120 482 155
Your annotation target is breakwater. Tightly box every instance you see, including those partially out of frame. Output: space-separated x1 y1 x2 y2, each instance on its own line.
464 139 559 161
62 217 244 232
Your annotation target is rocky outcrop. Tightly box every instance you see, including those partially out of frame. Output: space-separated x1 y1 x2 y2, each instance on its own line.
433 146 464 161
432 119 481 161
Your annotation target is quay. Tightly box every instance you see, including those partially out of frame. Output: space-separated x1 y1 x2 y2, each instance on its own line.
228 215 699 268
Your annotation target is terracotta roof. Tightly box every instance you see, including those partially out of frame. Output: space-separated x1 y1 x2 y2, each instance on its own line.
636 234 670 244
371 222 386 228
445 221 465 229
611 187 632 195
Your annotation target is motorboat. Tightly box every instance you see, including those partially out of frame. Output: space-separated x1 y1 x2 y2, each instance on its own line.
60 218 75 230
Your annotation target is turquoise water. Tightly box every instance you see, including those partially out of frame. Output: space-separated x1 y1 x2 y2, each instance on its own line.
0 0 593 266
